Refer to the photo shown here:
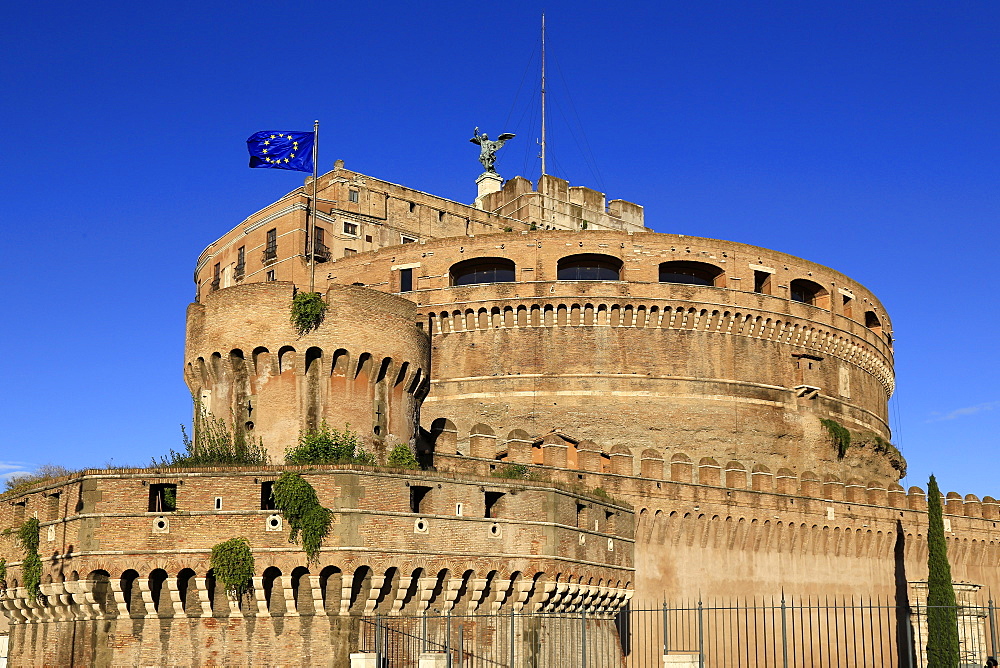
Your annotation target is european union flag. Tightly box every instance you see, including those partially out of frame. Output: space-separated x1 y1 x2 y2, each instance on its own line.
247 131 314 172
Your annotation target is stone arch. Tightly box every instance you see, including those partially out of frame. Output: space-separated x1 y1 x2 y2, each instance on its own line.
319 565 343 615
725 461 747 489
639 449 663 479
304 346 323 374
470 423 497 459
290 566 312 614
331 349 350 376
277 346 297 374
659 260 725 287
177 568 197 614
505 429 533 464
449 257 516 286
670 453 693 483
557 253 623 281
698 457 721 486
354 352 373 380
262 566 284 615
348 566 373 615
429 417 458 455
87 569 112 616
149 568 169 617
252 347 272 376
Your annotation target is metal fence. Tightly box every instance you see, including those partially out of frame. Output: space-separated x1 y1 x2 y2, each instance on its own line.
358 596 1000 667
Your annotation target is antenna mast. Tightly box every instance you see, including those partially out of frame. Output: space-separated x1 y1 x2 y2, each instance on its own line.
540 13 547 176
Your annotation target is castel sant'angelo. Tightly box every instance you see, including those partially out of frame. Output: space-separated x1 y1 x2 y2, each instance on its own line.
1 138 998 666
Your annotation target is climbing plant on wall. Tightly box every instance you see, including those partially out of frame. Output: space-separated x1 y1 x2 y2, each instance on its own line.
284 423 374 466
819 418 851 459
0 557 7 593
210 537 255 600
290 291 327 336
17 518 42 601
386 444 420 469
272 472 332 562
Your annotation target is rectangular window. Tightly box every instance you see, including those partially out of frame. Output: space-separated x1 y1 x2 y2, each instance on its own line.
400 267 413 292
753 270 772 295
260 481 276 510
349 189 359 203
266 269 276 281
264 228 278 264
343 221 358 236
401 235 418 244
235 246 246 280
344 248 356 257
410 485 432 514
485 491 505 518
148 483 178 512
365 235 373 243
212 263 221 291
842 294 853 318
315 226 325 245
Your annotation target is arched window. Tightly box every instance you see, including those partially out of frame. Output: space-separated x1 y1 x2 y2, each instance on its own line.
658 260 724 287
557 254 622 281
789 279 828 307
864 311 882 335
450 257 516 286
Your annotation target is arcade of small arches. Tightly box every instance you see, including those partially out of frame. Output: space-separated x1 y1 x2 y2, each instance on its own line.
429 253 887 337
0 563 632 625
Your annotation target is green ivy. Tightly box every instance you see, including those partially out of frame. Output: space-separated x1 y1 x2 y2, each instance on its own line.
0 557 7 593
285 423 375 466
210 537 255 600
820 418 851 459
386 444 420 469
290 291 327 336
17 518 42 602
272 472 331 562
491 464 532 480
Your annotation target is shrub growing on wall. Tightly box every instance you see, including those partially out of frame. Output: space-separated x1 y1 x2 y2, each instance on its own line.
210 537 255 600
285 423 375 466
925 474 959 666
386 444 420 469
819 418 851 459
0 557 7 593
290 291 327 336
154 404 269 468
272 472 332 562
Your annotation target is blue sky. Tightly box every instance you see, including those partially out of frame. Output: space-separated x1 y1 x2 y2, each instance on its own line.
1 1 997 497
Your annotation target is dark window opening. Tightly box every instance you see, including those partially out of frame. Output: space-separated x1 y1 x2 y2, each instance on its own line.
576 503 587 528
261 481 276 510
753 270 772 294
410 485 432 514
842 294 853 318
47 492 61 521
149 483 177 512
343 221 358 236
790 278 826 306
400 267 413 292
266 269 276 281
365 235 373 243
658 260 723 287
235 246 246 280
557 254 622 281
211 263 221 292
308 226 330 262
263 228 278 263
865 310 882 333
484 491 505 519
349 189 359 203
401 235 418 244
450 257 516 286
408 202 416 213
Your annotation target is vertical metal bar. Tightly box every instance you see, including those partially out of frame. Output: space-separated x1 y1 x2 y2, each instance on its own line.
698 598 705 668
446 611 452 668
422 611 428 654
904 598 915 668
459 624 464 668
581 610 587 668
510 608 515 668
663 601 669 656
780 592 789 668
990 597 998 659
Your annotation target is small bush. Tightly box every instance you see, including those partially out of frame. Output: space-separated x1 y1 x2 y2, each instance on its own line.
820 418 851 459
285 423 375 466
154 406 269 468
210 537 255 600
386 444 420 469
290 291 327 336
4 464 77 495
272 472 331 562
491 464 536 480
0 558 7 593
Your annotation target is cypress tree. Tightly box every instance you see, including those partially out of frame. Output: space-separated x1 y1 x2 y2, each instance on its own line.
925 474 959 667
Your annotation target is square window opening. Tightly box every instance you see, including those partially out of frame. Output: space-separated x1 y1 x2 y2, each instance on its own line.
348 190 359 203
149 483 177 512
400 267 413 292
484 491 505 519
410 485 432 514
260 481 276 510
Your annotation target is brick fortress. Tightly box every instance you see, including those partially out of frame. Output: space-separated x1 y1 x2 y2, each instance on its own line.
1 160 998 666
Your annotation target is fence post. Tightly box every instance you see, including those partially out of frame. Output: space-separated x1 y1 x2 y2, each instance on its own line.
581 610 587 668
990 597 998 660
903 603 915 668
663 600 669 655
447 610 452 668
510 608 516 668
422 611 428 654
780 593 789 668
697 598 705 668
459 625 464 668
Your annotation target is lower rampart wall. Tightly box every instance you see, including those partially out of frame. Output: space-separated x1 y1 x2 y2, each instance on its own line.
434 453 1000 604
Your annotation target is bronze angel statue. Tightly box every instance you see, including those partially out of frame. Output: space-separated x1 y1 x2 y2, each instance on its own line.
470 127 515 173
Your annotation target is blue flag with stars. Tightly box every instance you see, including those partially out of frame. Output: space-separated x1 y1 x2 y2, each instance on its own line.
247 131 314 172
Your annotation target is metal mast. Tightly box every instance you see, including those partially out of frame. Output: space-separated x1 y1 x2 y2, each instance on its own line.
540 13 547 176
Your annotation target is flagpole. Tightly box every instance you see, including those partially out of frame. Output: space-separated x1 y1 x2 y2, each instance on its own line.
308 119 319 293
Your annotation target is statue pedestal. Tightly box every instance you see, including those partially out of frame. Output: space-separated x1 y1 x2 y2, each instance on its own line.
474 172 503 210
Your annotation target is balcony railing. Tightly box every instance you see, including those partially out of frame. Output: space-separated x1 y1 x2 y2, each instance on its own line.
262 246 278 265
210 278 220 292
307 241 331 263
234 263 245 281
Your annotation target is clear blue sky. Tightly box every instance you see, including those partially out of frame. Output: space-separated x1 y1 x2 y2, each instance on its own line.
2 1 997 497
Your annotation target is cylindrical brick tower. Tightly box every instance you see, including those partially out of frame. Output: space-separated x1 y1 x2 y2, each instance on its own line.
184 282 430 461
